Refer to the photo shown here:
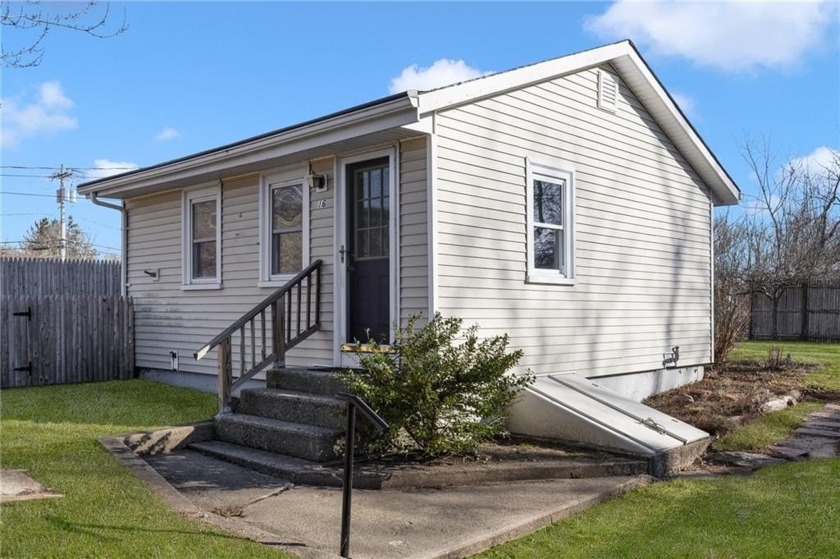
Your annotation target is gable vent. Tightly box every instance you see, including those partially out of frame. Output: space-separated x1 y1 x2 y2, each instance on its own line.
597 69 618 112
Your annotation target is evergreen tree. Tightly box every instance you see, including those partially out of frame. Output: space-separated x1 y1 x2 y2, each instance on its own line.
20 216 98 259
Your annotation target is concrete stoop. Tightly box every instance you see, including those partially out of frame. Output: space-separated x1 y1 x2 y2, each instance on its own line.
161 367 706 485
189 439 649 490
210 368 346 463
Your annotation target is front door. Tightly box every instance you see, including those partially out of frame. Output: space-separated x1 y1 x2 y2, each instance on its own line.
346 157 391 344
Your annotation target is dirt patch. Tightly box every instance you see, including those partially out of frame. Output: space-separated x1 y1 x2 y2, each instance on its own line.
644 360 815 437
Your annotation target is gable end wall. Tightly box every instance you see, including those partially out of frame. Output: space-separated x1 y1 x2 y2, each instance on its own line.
434 65 713 377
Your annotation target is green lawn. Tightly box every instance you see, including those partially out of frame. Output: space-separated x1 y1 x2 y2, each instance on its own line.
478 458 840 558
729 340 840 391
714 340 840 451
478 341 840 558
0 380 287 558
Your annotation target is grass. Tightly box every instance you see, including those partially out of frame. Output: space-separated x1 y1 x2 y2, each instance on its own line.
729 340 840 391
0 380 288 558
712 401 823 452
477 458 840 558
714 340 840 451
478 341 840 558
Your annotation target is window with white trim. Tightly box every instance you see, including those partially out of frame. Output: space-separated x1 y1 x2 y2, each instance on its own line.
259 168 309 285
182 184 221 289
526 159 575 284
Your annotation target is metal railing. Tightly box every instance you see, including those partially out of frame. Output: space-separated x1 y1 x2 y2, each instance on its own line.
194 259 323 413
335 392 389 558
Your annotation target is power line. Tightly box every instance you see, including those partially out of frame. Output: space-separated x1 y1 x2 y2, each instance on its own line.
0 191 59 198
1 165 138 171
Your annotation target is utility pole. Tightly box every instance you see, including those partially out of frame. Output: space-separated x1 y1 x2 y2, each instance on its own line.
50 165 74 261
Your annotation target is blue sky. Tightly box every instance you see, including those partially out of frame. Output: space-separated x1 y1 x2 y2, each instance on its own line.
2 1 838 256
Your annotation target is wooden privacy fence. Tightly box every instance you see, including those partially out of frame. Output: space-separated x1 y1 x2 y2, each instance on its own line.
1 257 121 296
1 295 134 388
750 281 840 342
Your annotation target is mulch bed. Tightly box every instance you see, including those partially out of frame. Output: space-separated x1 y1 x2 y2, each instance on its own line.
643 360 815 437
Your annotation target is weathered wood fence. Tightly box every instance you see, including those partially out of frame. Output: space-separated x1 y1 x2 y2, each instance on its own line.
1 257 121 296
750 281 840 342
0 258 134 388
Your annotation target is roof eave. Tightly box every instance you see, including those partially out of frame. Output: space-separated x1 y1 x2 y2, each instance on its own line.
416 40 740 206
78 92 420 197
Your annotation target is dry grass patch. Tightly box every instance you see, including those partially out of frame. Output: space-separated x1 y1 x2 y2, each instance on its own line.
644 359 813 437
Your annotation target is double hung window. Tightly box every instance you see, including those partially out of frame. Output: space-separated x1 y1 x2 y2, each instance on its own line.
526 159 575 284
259 168 308 285
182 185 221 288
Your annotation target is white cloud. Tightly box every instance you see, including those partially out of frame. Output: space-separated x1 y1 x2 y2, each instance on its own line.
586 0 836 72
389 59 493 94
155 126 180 141
670 91 696 119
789 146 839 176
87 159 140 180
1 81 78 149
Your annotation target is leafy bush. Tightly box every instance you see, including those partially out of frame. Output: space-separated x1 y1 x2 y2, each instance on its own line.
337 313 533 456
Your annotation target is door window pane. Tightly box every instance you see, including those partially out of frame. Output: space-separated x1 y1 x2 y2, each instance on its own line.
353 162 389 259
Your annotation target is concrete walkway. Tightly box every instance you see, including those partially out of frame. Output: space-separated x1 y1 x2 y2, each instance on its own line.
128 447 649 559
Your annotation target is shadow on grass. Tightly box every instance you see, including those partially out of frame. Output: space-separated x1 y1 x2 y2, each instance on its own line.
46 515 307 548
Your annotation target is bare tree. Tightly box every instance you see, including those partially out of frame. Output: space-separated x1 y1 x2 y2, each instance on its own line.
740 138 840 338
1 0 127 68
713 213 752 362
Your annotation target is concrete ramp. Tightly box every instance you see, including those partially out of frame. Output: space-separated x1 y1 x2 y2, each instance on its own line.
509 374 710 475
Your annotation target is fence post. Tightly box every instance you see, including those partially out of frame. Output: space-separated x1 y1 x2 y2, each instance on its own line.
800 284 809 341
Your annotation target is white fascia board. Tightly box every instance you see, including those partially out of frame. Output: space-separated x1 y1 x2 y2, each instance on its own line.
79 95 420 198
417 42 631 115
417 40 740 207
611 52 740 206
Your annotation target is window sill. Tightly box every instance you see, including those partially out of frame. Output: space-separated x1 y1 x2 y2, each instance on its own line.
526 274 576 286
180 282 222 291
257 277 297 288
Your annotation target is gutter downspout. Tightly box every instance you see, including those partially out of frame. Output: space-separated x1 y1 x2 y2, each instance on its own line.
89 193 127 297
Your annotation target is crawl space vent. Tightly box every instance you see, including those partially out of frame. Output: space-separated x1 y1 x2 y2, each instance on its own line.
598 69 618 112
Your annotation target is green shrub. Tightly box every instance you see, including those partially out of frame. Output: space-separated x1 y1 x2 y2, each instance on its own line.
337 313 533 456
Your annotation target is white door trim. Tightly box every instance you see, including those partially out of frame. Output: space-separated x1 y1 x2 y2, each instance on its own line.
333 146 399 367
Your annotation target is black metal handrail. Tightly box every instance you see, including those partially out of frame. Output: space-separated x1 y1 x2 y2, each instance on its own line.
335 392 388 559
194 259 322 413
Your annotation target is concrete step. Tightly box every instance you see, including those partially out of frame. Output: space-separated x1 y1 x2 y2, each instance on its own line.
187 439 649 490
215 413 342 462
188 440 386 489
267 368 344 396
237 388 345 429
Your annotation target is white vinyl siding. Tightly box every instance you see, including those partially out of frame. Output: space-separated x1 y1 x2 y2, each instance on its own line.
434 64 713 378
127 173 334 376
399 137 429 326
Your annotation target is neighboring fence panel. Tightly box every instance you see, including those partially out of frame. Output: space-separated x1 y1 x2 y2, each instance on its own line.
1 295 134 388
0 257 121 297
750 281 840 342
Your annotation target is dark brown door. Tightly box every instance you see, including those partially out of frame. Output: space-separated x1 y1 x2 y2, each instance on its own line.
346 157 390 343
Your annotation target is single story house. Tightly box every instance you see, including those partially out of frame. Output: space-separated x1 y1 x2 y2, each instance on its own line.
79 40 739 460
